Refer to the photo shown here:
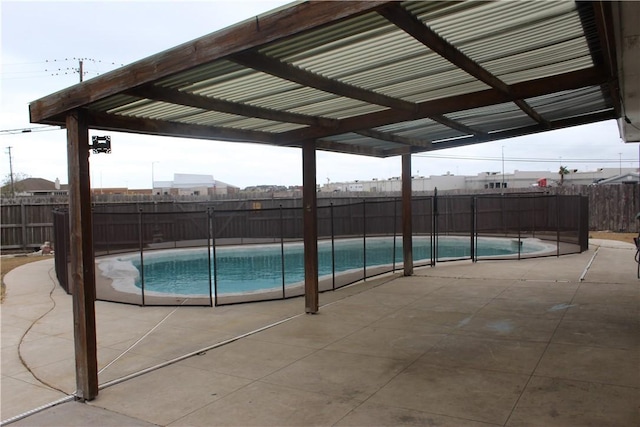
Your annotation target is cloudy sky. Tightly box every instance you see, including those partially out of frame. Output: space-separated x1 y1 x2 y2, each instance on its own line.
2 1 638 190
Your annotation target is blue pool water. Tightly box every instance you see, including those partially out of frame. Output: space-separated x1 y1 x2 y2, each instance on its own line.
99 236 550 296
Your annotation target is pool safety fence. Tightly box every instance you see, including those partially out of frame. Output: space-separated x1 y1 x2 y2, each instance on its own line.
52 193 588 306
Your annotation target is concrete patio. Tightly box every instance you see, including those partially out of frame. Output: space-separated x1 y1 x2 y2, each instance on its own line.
1 239 638 426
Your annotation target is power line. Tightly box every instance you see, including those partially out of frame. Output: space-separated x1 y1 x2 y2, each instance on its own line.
0 126 63 135
414 153 637 164
1 57 124 81
6 146 15 197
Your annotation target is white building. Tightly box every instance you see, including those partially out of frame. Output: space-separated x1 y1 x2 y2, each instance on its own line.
320 167 638 193
153 173 238 196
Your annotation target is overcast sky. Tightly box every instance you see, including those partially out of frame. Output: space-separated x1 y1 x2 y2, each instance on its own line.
2 1 639 190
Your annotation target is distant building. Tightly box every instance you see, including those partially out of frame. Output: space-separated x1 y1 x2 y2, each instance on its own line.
319 167 638 193
153 173 239 196
1 177 68 196
596 172 640 185
91 187 137 195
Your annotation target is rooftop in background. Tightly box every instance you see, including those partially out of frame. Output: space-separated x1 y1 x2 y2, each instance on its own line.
1 177 68 197
29 1 639 158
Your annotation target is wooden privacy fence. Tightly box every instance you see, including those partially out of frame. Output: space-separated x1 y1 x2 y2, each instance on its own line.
1 201 67 250
1 184 636 251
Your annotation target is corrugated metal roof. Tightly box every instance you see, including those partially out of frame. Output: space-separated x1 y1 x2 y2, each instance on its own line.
526 86 611 121
32 1 620 157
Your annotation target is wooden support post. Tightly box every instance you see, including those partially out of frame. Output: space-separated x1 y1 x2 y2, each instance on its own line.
402 154 413 276
66 110 98 401
302 140 319 313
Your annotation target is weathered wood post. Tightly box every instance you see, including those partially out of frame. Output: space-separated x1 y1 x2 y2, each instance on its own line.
302 140 318 313
402 153 413 276
66 109 98 401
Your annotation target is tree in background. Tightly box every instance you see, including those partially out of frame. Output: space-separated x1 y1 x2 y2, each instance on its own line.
558 166 570 186
1 172 31 197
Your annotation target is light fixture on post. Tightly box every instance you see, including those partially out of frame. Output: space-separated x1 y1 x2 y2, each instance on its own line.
90 136 111 154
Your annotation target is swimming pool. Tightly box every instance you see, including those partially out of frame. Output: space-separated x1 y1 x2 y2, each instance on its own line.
97 236 553 297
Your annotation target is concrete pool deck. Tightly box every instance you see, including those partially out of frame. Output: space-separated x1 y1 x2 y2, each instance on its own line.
1 239 638 426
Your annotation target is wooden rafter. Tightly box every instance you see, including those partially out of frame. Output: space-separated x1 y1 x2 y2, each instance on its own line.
378 3 550 127
280 66 608 144
29 1 391 123
132 72 482 140
53 65 606 150
127 85 339 128
86 111 279 145
383 109 617 157
314 138 387 157
430 115 486 137
28 1 619 156
231 51 417 113
232 52 485 138
356 128 432 147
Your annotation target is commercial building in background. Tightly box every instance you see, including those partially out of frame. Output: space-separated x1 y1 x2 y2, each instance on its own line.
320 167 638 193
153 173 239 196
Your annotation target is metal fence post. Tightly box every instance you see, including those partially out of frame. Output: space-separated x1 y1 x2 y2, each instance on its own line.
207 208 213 307
392 198 397 272
139 209 145 306
362 199 366 279
470 197 475 262
433 188 438 265
212 208 219 306
330 203 335 290
474 197 478 262
517 196 522 260
532 195 537 238
556 194 560 257
280 204 285 298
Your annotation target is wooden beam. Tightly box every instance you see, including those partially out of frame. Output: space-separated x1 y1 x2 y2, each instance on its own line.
391 109 618 155
401 154 413 276
314 138 387 157
378 4 549 126
429 115 485 137
513 99 549 127
591 1 622 117
86 111 279 145
469 109 618 144
356 128 432 147
382 109 617 156
127 85 339 128
302 140 319 313
231 51 417 113
38 65 607 140
30 1 392 124
66 110 98 401
279 66 608 144
383 145 431 157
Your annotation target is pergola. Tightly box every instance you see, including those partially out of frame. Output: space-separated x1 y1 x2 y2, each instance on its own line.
29 1 637 401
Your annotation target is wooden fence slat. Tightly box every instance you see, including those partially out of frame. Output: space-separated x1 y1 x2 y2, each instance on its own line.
1 184 638 250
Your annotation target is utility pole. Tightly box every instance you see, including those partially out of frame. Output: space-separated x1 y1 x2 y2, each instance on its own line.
151 161 159 195
79 59 84 82
619 152 622 175
6 146 15 197
501 146 505 194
